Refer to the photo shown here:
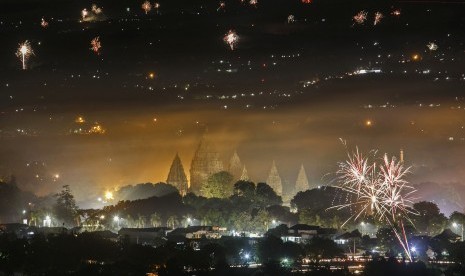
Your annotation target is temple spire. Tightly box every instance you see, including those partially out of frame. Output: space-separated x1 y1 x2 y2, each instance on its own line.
295 164 310 194
267 160 282 195
189 136 223 194
228 150 243 181
166 153 188 196
240 166 249 181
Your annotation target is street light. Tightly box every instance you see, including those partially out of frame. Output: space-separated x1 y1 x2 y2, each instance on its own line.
114 215 120 228
452 222 464 241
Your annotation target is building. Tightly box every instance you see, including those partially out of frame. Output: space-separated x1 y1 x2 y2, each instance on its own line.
282 224 337 243
118 227 170 245
166 153 188 196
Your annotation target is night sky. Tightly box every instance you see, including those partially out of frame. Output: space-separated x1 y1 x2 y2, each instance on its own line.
1 0 465 211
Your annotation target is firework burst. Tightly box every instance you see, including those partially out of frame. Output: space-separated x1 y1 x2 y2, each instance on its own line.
16 41 34 70
392 9 401 16
81 8 89 20
142 1 152 14
353 10 368 25
90 37 102 55
330 147 418 261
287 15 295 24
41 17 49 28
224 30 239 50
92 4 103 15
374 12 383 26
302 0 312 3
249 0 258 7
427 42 438 51
154 2 160 14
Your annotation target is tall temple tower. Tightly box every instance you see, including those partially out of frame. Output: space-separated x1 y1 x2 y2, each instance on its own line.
189 137 224 194
267 161 283 195
166 153 188 196
295 164 310 194
240 166 249 181
228 150 243 182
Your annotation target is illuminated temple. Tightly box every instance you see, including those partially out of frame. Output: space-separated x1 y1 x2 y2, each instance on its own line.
295 164 310 194
166 153 188 196
189 137 224 194
267 161 283 196
228 150 243 182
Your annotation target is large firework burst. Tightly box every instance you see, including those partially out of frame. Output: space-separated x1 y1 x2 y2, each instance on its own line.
331 147 417 261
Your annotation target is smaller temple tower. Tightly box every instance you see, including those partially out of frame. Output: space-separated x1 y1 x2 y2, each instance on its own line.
267 161 283 196
166 153 188 196
295 164 310 194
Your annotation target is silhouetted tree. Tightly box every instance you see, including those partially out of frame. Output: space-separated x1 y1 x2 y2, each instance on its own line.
54 185 78 227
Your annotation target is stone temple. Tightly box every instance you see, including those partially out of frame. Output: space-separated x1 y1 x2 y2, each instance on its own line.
189 137 224 194
166 153 188 196
267 160 283 196
295 164 310 194
228 150 243 182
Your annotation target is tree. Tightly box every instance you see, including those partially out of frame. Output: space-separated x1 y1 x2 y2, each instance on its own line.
200 171 234 198
233 181 255 198
150 212 162 227
305 237 344 262
254 209 271 232
136 214 146 228
450 211 465 227
412 201 447 236
256 182 282 207
167 215 179 229
54 185 78 227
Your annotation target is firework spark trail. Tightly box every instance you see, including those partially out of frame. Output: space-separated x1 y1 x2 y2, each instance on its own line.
224 30 239 50
330 148 418 261
16 41 34 70
217 2 226 11
392 9 401 16
90 37 102 55
374 12 383 25
353 10 368 25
